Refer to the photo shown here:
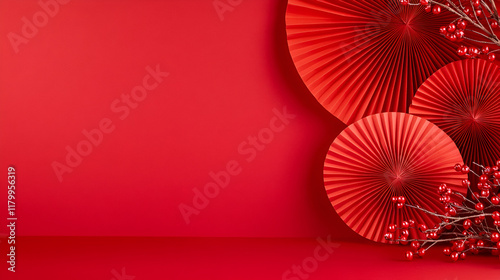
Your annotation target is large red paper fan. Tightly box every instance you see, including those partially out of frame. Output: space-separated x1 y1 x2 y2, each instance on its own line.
410 59 500 174
286 0 460 125
324 112 467 243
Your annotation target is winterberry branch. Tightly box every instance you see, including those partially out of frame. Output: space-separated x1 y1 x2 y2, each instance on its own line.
385 160 500 261
401 0 500 60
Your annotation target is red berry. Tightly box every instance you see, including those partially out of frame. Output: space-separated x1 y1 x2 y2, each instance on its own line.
489 53 496 61
460 252 466 260
443 247 451 256
454 163 462 171
492 196 500 205
417 248 425 257
385 233 394 240
391 196 398 203
491 211 500 221
397 203 404 209
429 231 438 239
462 179 470 188
398 196 405 204
480 174 489 183
401 221 409 228
463 219 471 230
448 207 457 216
455 30 465 41
492 232 500 242
473 192 481 200
473 0 481 7
494 220 500 226
492 20 499 28
400 236 408 245
425 4 432 12
447 23 456 33
457 19 467 30
438 185 446 194
400 0 409 5
419 224 428 232
439 26 447 35
388 224 396 232
401 229 409 237
476 9 483 17
481 189 490 198
406 251 413 261
476 203 484 211
433 5 441 14
477 240 485 247
408 220 415 227
461 165 470 174
485 166 493 174
420 0 429 5
451 252 459 262
411 241 420 251
470 47 480 56
474 217 482 225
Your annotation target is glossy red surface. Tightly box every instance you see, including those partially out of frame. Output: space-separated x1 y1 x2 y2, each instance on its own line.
1 237 500 280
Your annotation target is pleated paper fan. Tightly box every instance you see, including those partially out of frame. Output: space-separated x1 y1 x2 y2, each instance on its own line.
410 59 500 175
286 0 460 125
324 112 467 243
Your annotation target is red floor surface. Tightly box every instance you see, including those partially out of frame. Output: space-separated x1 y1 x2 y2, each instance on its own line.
1 237 500 280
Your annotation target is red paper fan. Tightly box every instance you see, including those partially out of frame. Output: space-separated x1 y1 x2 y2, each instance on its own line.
410 59 500 174
324 112 466 243
286 0 460 125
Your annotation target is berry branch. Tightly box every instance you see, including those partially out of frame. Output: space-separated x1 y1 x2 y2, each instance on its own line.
385 160 500 261
400 0 500 60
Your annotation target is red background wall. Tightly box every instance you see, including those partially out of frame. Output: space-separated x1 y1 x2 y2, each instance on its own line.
0 0 353 239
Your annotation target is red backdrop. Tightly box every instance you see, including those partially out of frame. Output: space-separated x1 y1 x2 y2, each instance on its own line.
0 0 354 239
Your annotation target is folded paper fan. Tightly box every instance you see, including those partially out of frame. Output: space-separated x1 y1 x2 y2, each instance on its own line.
286 0 460 125
324 112 466 243
410 59 500 176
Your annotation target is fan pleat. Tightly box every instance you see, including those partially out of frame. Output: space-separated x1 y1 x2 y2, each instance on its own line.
286 0 460 125
410 59 500 192
324 112 466 242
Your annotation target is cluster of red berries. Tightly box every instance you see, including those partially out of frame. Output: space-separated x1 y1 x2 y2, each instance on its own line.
400 0 499 61
400 0 440 14
385 160 500 262
391 196 406 209
456 161 500 200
